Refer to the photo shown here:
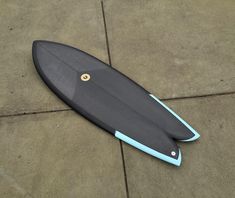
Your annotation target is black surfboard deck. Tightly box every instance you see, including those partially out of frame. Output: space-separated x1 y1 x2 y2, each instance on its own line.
32 40 200 166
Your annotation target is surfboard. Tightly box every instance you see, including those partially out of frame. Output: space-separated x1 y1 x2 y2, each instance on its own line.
32 40 200 166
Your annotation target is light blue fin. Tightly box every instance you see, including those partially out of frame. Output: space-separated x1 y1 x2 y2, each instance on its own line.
115 131 181 166
149 94 200 142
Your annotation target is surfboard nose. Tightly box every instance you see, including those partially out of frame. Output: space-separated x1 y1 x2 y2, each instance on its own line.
32 40 78 99
32 40 42 47
32 40 107 73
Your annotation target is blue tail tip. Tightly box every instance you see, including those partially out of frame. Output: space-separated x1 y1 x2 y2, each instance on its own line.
180 128 200 142
172 149 182 166
115 131 182 166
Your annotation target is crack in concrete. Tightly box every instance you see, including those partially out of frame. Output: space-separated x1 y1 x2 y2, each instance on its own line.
0 91 234 118
161 91 235 101
101 2 130 198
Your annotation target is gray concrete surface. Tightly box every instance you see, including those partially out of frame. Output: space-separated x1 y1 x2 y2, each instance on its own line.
0 111 126 198
104 0 235 98
0 0 107 115
0 0 235 198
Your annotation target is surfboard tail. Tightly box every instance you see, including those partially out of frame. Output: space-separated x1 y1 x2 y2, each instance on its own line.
149 94 200 142
115 130 182 166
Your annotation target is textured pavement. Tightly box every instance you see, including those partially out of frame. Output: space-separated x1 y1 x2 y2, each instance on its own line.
0 0 235 197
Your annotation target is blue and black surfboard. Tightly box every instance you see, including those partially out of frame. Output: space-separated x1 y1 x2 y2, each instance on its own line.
32 41 200 166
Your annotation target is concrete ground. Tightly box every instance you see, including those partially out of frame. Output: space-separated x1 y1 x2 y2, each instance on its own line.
0 0 234 197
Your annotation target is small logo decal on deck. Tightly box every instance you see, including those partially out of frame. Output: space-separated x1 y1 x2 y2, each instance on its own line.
81 73 90 81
